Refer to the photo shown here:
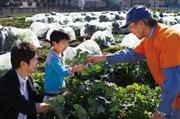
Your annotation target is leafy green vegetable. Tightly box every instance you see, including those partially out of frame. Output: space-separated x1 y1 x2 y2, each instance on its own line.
69 49 89 65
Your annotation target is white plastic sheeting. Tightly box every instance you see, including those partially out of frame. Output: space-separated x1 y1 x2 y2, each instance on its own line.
0 27 40 54
68 22 85 31
26 13 64 24
80 21 112 36
67 21 85 36
0 27 10 54
120 33 141 48
160 16 178 26
26 11 129 37
30 22 50 39
63 27 76 41
25 13 49 23
63 47 77 60
171 24 180 32
46 26 76 41
31 22 62 40
63 40 102 60
90 30 115 47
7 27 41 48
76 40 102 55
46 22 62 30
46 28 59 41
0 52 11 70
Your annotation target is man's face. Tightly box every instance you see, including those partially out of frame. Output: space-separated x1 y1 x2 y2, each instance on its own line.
128 20 145 40
22 55 39 74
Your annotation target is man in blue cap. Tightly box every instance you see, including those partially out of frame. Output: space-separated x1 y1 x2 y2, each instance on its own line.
88 5 180 119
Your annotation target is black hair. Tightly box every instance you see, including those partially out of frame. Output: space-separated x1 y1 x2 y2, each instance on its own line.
11 42 36 69
50 30 70 46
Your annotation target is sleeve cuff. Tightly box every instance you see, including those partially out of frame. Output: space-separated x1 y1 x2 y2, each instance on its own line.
106 55 115 65
157 102 171 114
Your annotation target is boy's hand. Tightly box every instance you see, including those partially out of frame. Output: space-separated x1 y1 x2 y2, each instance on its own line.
71 64 86 73
87 55 107 64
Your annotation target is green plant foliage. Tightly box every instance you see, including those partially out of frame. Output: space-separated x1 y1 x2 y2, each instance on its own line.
99 15 109 22
44 78 161 119
69 49 88 65
84 16 96 22
66 49 103 80
114 15 124 20
103 45 125 53
101 46 155 88
32 72 45 93
72 104 88 119
111 84 161 119
0 16 31 28
46 96 69 119
81 63 102 76
37 47 51 61
69 55 155 88
32 41 159 119
105 62 156 88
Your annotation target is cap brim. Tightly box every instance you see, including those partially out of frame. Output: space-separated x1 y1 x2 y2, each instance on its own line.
120 20 135 29
120 24 129 29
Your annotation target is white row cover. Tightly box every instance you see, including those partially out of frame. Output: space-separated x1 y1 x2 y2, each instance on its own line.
0 26 40 54
63 40 102 60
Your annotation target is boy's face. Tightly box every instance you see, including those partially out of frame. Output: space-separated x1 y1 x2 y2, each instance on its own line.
53 39 69 53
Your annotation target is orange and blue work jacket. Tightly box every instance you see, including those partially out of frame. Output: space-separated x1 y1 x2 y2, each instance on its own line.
107 23 180 114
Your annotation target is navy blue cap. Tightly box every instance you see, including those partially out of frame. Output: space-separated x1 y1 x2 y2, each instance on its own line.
121 5 153 28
